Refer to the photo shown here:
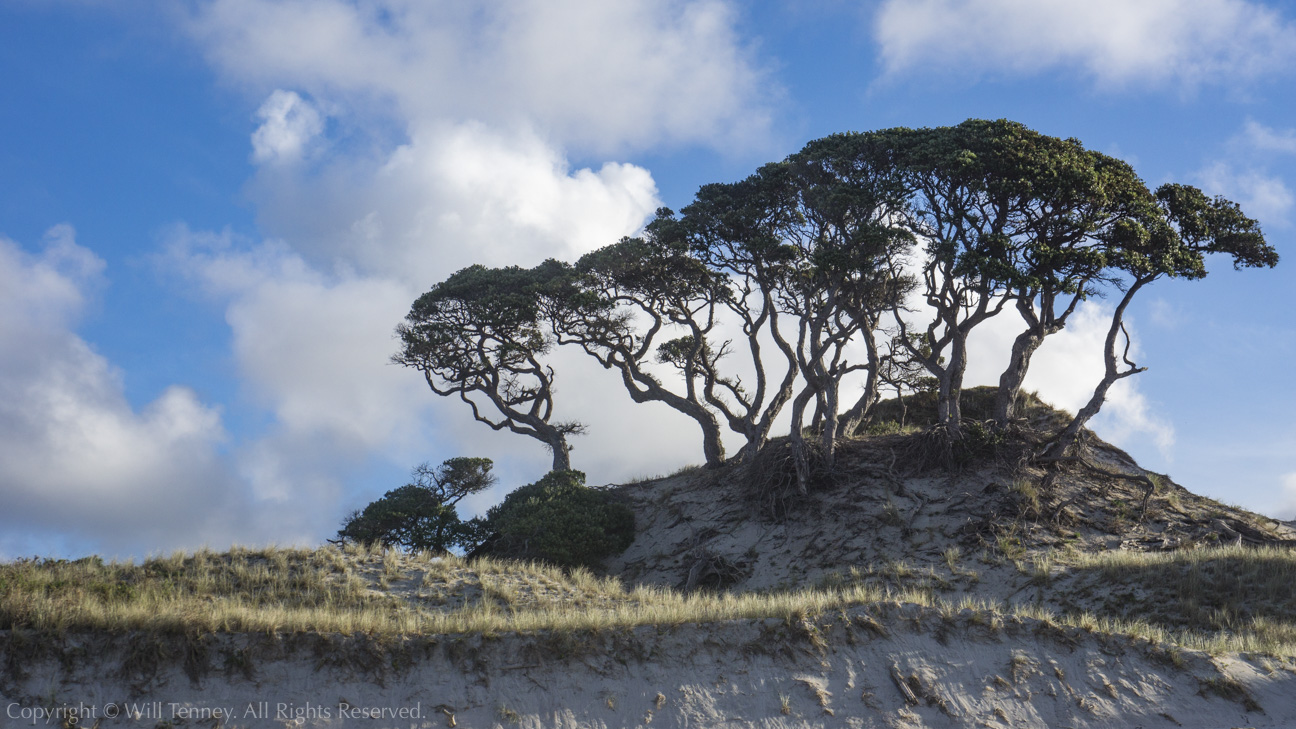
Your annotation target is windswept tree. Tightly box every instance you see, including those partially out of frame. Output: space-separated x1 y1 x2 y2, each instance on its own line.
864 121 1027 435
669 171 803 462
811 120 1141 438
984 130 1155 426
599 145 912 485
392 119 1276 484
778 139 915 474
538 234 731 467
395 265 584 471
1042 184 1276 458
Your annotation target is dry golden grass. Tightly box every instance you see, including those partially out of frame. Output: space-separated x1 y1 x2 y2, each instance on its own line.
0 544 408 635
0 544 911 637
2 544 1294 658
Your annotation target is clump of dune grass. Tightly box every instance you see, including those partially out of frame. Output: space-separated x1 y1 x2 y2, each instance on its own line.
1053 543 1296 635
0 544 417 635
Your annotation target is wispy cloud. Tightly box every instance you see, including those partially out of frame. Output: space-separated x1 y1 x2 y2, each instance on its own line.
1239 118 1296 154
1194 161 1294 225
1194 118 1296 227
874 0 1296 89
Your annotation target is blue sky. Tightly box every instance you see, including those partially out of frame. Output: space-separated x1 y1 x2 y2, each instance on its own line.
2 0 1294 558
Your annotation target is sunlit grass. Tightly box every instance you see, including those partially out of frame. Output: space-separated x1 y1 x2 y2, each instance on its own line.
2 545 1294 658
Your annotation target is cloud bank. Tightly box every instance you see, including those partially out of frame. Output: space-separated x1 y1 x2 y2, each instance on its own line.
186 0 774 155
138 0 775 549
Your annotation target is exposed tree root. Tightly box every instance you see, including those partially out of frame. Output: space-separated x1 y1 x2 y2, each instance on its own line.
745 438 830 522
680 550 745 592
1032 444 1158 521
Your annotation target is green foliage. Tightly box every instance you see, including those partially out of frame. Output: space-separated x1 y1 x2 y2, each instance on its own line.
959 420 1006 459
338 458 496 553
397 265 550 373
483 470 635 569
338 487 462 553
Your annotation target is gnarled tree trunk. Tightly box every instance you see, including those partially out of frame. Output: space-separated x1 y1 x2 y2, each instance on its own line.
1041 277 1151 460
994 329 1044 425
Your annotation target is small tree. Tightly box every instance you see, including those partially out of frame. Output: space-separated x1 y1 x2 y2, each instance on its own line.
396 265 585 471
872 332 938 430
986 132 1152 425
337 457 497 553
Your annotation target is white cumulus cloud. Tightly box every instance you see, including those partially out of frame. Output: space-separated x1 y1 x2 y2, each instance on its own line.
158 111 698 500
247 121 660 282
124 0 763 550
1278 473 1296 520
163 227 427 453
161 216 711 505
874 0 1296 88
0 227 253 558
163 116 666 467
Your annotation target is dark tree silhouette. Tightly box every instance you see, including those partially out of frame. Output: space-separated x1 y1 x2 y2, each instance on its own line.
392 119 1277 486
776 140 915 480
337 457 496 553
670 172 803 462
539 234 730 467
395 265 584 471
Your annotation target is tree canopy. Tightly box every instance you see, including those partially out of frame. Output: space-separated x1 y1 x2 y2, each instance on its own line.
396 119 1277 479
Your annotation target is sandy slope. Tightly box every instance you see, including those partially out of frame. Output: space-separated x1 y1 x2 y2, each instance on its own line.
605 436 1296 597
5 603 1292 729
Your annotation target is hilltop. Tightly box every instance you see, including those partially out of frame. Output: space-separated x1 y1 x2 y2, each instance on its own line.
607 388 1295 601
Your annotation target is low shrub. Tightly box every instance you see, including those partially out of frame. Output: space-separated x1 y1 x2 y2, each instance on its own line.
483 470 635 570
